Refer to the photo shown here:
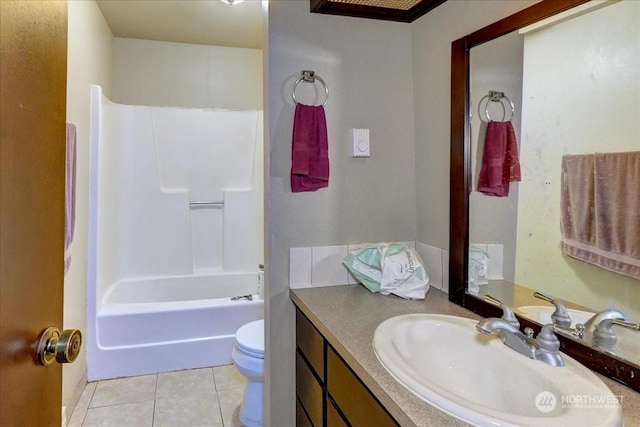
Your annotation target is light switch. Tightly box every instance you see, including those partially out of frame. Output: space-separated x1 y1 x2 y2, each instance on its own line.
352 128 370 158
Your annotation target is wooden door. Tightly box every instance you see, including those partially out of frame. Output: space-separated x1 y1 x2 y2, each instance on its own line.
0 1 68 425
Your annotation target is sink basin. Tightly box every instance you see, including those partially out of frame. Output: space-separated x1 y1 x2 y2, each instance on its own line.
373 314 622 427
517 306 640 365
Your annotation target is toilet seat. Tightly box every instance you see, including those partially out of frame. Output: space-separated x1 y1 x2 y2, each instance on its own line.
235 319 264 359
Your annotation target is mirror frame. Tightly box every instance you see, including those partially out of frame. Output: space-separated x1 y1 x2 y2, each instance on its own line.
448 0 639 392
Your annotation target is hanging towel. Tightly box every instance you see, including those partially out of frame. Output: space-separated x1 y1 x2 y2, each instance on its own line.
290 103 329 192
477 121 521 197
65 123 77 275
560 151 640 279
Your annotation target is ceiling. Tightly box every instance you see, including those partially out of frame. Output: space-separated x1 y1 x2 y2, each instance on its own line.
96 0 263 49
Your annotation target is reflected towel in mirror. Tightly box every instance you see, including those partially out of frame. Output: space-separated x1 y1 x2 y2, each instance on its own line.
560 151 640 279
477 121 521 197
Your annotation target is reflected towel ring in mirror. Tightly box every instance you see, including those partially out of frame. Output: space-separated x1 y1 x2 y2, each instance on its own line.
292 70 329 107
478 90 515 122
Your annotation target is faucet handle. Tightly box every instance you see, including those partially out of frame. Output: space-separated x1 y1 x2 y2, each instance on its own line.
593 318 640 350
533 291 572 328
537 324 561 353
593 318 624 350
553 322 585 339
612 319 640 331
484 295 520 329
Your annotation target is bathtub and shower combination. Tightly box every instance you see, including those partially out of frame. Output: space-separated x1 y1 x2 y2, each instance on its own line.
87 86 264 380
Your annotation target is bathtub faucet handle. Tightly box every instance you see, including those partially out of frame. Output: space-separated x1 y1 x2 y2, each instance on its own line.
231 294 253 301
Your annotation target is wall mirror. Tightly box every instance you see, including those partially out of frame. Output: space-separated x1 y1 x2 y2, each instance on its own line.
449 0 639 392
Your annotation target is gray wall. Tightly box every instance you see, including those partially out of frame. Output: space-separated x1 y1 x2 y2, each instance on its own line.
267 1 538 425
266 2 415 424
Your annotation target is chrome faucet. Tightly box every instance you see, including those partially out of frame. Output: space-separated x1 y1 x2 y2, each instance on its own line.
533 291 572 328
476 318 565 367
591 319 640 352
476 318 535 357
580 309 639 352
581 308 625 348
582 309 627 337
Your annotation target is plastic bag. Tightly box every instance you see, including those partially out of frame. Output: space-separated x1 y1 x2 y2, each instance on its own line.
343 243 430 300
468 244 489 293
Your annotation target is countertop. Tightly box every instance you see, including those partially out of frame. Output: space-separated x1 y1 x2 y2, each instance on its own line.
290 284 640 427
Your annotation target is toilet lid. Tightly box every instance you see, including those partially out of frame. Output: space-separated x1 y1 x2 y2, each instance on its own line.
235 319 264 358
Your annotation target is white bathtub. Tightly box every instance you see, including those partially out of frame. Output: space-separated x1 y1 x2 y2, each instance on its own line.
89 273 263 380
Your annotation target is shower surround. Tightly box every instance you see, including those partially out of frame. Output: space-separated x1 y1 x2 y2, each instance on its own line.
87 86 264 380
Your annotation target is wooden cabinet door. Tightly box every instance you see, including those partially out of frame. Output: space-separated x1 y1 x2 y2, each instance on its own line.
0 1 68 425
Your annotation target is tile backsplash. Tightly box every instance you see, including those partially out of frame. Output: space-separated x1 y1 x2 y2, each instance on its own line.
289 241 448 292
289 247 312 289
469 243 505 281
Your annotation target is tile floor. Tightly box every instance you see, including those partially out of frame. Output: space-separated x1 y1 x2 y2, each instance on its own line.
68 365 246 427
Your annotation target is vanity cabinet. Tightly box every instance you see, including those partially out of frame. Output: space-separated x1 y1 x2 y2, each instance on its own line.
295 308 399 427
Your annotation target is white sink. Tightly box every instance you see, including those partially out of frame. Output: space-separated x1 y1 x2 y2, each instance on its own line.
517 305 640 365
373 314 623 427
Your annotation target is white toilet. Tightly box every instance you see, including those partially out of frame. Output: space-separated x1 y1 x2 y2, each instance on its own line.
231 319 264 427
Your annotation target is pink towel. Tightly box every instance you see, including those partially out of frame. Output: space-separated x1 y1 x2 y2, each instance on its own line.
65 123 77 275
560 152 640 279
291 103 329 192
477 121 521 197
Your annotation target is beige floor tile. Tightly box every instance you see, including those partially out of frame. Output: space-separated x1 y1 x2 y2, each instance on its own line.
67 382 97 427
156 368 215 401
77 367 244 427
213 365 246 391
90 375 157 408
153 394 223 427
83 401 154 427
217 387 244 427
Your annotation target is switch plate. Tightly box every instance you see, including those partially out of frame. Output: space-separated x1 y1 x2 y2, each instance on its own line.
352 128 370 158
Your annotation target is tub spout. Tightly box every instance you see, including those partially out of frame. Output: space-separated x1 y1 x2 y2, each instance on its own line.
231 294 253 301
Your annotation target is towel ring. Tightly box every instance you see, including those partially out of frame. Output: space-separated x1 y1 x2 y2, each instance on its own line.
292 70 329 107
478 91 515 122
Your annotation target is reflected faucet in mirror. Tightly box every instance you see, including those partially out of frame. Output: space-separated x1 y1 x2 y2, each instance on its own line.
533 291 571 328
582 310 640 353
590 319 640 353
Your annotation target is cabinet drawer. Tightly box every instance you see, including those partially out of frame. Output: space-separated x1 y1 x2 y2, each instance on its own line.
296 352 323 427
296 309 325 378
327 346 398 427
326 396 349 427
296 397 313 427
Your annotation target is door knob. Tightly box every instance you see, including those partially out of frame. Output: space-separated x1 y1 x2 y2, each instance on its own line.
36 327 82 366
